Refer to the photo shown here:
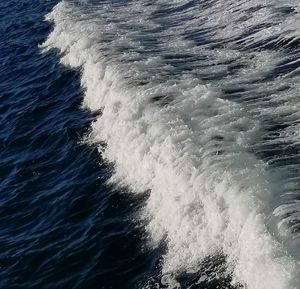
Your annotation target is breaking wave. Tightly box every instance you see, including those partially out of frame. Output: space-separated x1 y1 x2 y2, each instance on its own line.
42 1 300 288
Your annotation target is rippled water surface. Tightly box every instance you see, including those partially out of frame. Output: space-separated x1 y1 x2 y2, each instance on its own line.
0 1 153 288
2 0 300 289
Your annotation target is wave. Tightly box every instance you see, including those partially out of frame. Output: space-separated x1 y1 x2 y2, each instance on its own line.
42 1 300 288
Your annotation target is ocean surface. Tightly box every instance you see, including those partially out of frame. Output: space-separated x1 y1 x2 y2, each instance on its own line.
1 0 300 288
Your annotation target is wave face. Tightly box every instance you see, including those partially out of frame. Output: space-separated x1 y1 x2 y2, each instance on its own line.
43 1 300 288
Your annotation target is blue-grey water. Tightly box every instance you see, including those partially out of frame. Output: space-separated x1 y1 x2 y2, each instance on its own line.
1 1 300 289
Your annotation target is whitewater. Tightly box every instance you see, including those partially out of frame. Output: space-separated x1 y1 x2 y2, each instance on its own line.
42 0 300 288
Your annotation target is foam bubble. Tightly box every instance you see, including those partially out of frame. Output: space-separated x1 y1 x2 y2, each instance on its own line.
42 1 300 288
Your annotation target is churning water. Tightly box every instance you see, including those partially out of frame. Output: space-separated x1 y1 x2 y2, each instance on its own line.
2 0 300 288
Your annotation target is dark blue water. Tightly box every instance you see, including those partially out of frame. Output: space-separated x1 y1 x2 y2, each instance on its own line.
0 1 157 288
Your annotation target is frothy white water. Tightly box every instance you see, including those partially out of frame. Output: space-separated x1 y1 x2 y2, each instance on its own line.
42 1 300 288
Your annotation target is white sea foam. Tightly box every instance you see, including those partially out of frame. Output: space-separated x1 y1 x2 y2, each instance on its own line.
42 1 300 288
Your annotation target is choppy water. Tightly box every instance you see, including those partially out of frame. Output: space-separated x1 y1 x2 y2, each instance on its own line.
2 0 300 288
